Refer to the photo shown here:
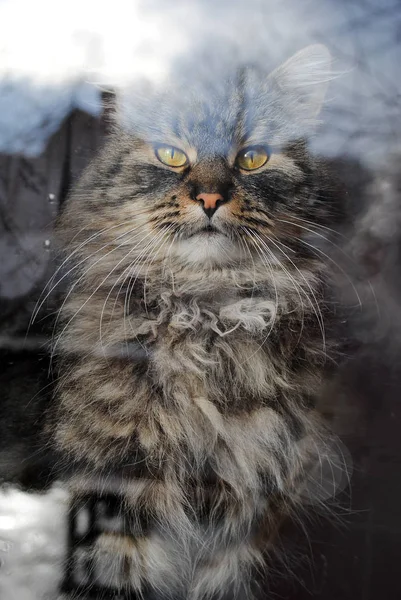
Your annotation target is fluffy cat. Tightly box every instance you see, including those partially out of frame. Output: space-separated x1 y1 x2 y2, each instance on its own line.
51 45 342 599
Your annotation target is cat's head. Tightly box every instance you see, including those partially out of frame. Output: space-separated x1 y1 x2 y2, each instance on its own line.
67 45 332 271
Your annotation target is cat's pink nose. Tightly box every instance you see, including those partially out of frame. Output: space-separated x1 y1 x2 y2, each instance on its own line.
196 193 224 210
195 193 225 219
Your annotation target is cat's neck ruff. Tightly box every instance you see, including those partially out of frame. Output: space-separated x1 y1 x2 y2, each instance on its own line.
137 253 322 304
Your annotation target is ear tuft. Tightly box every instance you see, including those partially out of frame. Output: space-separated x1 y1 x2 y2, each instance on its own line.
270 44 332 119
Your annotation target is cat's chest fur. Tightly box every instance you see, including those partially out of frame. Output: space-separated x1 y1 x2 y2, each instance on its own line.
136 285 278 344
56 265 320 469
128 271 301 415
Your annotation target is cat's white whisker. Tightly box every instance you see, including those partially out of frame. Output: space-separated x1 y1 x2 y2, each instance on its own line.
98 228 166 354
290 233 363 309
240 228 279 342
51 230 154 361
31 220 148 333
262 234 327 355
124 229 171 317
29 219 136 327
50 227 151 355
277 217 360 267
248 229 307 347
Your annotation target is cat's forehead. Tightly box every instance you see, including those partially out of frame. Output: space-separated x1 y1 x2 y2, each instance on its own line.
169 94 242 155
140 77 246 155
118 45 331 154
122 79 277 157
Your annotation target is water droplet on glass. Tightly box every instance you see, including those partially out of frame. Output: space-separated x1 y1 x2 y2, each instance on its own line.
0 540 12 552
48 193 56 203
43 239 51 250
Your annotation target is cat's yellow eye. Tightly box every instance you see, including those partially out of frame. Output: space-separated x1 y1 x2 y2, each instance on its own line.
155 145 188 168
236 146 270 171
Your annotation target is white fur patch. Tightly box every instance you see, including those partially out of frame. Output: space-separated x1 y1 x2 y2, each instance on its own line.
217 297 278 335
173 233 244 266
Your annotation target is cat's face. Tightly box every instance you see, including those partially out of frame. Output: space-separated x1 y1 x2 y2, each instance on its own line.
117 133 311 267
67 45 332 271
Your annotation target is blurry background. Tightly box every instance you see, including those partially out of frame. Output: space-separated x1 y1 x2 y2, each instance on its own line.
0 0 401 598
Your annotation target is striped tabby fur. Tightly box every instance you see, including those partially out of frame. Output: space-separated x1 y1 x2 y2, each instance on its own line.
50 45 342 598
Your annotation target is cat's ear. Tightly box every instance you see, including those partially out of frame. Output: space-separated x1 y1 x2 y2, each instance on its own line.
269 44 332 119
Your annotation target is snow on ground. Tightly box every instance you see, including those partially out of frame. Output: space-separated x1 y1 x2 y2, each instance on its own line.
0 485 68 600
